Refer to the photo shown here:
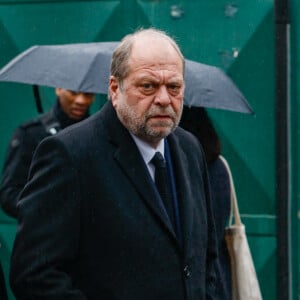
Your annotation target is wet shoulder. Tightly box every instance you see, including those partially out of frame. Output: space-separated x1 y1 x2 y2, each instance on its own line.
13 116 48 145
19 116 42 131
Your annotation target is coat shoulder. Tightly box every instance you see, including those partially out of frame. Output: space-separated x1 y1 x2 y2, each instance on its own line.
19 117 42 131
174 126 203 152
8 116 46 149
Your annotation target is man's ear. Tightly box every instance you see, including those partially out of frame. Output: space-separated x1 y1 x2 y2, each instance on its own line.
55 87 61 97
109 76 119 108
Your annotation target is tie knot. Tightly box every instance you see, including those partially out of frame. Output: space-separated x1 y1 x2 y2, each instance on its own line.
151 152 166 169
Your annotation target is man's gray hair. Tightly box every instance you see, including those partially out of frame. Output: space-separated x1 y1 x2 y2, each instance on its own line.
110 28 185 86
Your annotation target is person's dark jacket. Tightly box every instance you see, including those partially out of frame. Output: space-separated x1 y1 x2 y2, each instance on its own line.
208 158 231 299
10 101 218 300
0 99 90 218
180 106 232 299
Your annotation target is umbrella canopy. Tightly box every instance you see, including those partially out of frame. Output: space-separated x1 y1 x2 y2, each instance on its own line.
0 42 253 113
184 59 253 114
0 42 119 94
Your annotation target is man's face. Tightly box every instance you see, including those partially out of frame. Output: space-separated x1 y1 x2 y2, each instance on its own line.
55 88 94 120
110 37 184 148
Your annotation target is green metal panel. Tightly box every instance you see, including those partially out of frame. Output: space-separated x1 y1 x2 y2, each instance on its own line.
0 223 16 300
290 0 300 298
1 0 299 299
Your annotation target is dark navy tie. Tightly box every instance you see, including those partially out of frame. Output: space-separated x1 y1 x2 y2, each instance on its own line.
151 152 175 229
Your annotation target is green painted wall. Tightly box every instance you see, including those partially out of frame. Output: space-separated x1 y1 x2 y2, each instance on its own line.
0 0 298 299
291 0 300 298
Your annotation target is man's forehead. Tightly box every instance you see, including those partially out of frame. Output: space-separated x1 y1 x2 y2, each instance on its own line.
128 53 184 76
132 68 184 81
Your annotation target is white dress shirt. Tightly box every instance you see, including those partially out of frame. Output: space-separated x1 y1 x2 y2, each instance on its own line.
130 133 164 181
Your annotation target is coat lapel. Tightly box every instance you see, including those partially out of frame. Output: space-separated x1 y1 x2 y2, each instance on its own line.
102 102 179 245
167 133 195 256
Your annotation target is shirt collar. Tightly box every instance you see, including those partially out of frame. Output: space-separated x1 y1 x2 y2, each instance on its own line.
130 133 165 165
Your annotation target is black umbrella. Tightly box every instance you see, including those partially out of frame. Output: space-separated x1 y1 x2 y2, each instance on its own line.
0 42 253 113
0 42 119 94
184 59 253 114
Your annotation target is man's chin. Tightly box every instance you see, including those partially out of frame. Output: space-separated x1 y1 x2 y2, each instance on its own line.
147 126 174 139
148 119 175 131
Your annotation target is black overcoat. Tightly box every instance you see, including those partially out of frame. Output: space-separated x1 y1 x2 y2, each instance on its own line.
0 100 88 217
10 101 218 300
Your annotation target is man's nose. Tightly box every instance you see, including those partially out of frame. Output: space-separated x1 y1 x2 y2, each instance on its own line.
154 86 171 105
75 93 92 105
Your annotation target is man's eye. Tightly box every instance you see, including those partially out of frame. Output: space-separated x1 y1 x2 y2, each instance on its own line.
168 84 182 94
168 84 180 90
143 83 154 89
140 83 157 94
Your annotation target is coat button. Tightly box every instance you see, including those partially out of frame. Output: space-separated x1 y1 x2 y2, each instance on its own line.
183 265 191 278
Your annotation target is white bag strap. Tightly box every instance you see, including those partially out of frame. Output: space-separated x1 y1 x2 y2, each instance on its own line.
219 155 242 226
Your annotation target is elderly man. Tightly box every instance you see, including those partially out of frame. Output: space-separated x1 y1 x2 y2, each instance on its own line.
10 28 218 299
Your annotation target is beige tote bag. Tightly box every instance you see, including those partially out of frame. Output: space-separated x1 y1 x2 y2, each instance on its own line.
219 156 263 300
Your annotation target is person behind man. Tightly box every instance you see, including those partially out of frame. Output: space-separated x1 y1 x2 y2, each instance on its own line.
10 28 218 299
180 106 232 299
0 88 94 217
